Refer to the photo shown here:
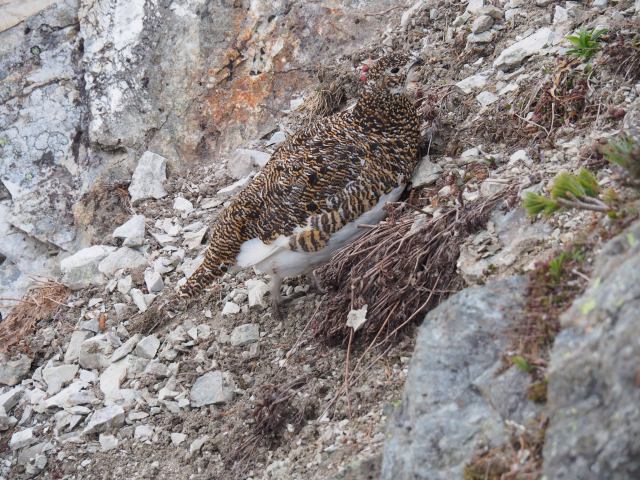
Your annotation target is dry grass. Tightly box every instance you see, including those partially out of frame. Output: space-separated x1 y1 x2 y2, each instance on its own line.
508 244 590 374
0 278 69 353
314 183 520 345
528 58 594 135
602 24 640 81
228 376 312 477
252 376 310 441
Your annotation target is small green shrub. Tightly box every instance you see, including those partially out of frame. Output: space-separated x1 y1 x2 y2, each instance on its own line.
603 134 640 181
566 28 607 60
512 355 534 373
548 252 568 284
524 168 613 216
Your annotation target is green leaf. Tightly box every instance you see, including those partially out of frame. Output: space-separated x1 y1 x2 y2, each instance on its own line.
523 192 560 216
548 252 568 283
577 169 600 197
512 355 534 373
551 172 585 199
566 28 607 60
603 135 640 180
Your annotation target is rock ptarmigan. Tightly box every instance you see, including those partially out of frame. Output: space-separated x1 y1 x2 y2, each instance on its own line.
179 53 422 318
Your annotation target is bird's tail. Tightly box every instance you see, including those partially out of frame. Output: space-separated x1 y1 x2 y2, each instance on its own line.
178 251 224 298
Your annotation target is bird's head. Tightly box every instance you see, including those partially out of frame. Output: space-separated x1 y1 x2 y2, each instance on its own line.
359 53 423 97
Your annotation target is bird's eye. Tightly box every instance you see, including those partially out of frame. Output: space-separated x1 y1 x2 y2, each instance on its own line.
219 264 228 272
390 67 400 74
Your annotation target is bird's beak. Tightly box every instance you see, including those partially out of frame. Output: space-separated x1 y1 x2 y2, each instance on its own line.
405 57 423 98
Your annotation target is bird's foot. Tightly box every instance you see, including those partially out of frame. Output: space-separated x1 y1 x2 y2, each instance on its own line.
271 296 283 322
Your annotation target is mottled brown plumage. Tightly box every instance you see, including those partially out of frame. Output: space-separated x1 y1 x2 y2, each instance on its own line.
179 53 422 316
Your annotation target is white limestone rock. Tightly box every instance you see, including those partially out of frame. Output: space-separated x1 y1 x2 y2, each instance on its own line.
64 330 93 364
135 335 160 359
455 71 490 94
110 334 142 363
99 360 128 403
476 91 499 107
471 14 494 34
494 27 553 71
43 364 78 394
78 336 111 371
266 131 286 145
0 406 16 431
411 157 443 187
466 0 484 13
60 245 116 289
130 288 148 312
113 215 146 247
98 247 147 277
221 301 241 316
99 434 118 452
44 381 96 410
128 151 168 204
230 323 260 347
144 270 164 293
173 196 194 213
245 279 269 308
117 275 133 294
227 149 270 179
0 386 24 412
83 405 125 435
10 428 35 450
509 149 532 166
190 371 235 407
182 227 208 250
0 354 32 386
171 432 187 446
134 425 154 442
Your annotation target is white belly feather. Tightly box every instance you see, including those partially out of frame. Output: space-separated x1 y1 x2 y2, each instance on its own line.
235 185 405 278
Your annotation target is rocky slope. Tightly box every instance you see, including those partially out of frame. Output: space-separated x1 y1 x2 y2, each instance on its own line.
2 0 640 479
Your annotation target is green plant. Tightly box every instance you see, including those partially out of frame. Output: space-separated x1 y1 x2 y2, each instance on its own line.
566 28 607 60
603 134 640 181
512 355 534 373
524 168 614 216
548 252 568 283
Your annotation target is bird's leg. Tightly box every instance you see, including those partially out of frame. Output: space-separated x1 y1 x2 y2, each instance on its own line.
270 274 283 321
306 270 326 294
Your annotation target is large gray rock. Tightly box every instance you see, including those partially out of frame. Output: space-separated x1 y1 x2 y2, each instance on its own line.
190 371 235 407
543 221 640 479
493 27 554 71
0 1 87 252
382 276 539 479
113 215 146 247
0 204 61 317
411 156 443 187
0 353 32 386
60 245 116 289
76 0 395 160
128 152 168 204
97 247 147 276
0 0 57 31
83 405 125 435
42 364 78 394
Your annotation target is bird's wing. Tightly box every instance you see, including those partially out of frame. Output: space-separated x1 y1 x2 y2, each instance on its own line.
231 115 405 256
206 108 413 274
